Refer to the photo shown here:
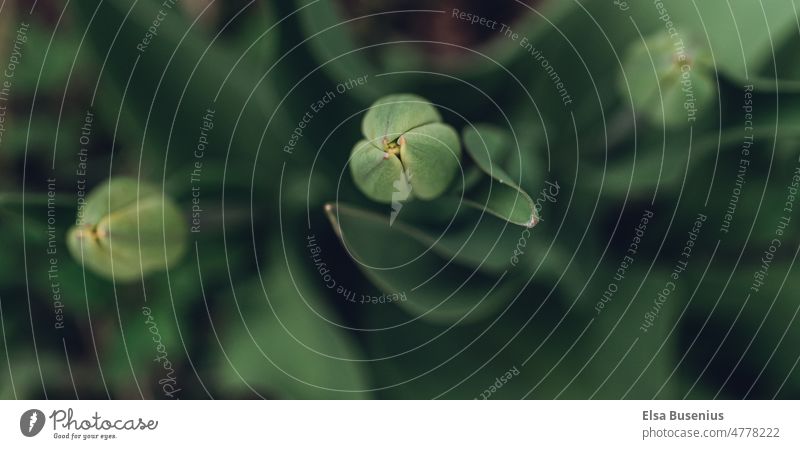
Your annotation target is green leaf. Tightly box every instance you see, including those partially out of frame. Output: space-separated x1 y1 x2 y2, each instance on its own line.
349 139 406 204
576 268 680 399
351 94 461 203
72 0 285 177
294 0 383 101
462 125 539 227
344 200 522 274
682 265 800 397
215 248 370 399
619 33 716 127
401 123 461 200
226 2 279 73
590 109 800 198
465 124 513 166
361 94 441 144
14 22 82 94
362 298 584 399
325 202 521 323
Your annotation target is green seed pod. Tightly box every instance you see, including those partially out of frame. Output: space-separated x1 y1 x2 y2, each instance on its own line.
619 33 715 127
66 177 187 281
350 94 461 203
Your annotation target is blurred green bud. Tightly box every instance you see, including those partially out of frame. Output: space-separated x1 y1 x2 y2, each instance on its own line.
67 177 187 281
350 94 461 203
619 33 715 127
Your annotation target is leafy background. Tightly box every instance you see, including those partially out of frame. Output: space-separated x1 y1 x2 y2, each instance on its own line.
1 0 799 399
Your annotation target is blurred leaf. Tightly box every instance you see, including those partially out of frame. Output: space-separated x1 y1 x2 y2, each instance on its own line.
618 32 716 128
401 122 462 200
363 267 678 399
571 268 679 399
362 286 588 399
15 22 82 93
66 177 187 282
682 261 800 398
339 200 521 274
349 139 405 203
101 301 188 399
2 115 80 158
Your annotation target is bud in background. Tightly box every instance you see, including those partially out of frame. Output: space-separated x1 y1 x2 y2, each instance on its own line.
66 177 187 282
619 32 715 128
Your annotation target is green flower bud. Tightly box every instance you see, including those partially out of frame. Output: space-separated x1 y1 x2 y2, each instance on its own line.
350 94 461 203
66 177 187 281
619 33 715 127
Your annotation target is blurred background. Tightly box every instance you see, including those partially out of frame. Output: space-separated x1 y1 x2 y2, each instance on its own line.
1 0 799 399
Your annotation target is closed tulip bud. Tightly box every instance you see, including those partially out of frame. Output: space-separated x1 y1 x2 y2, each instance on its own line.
66 177 187 281
350 94 461 203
